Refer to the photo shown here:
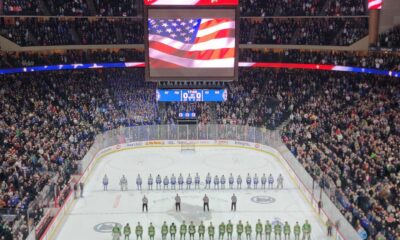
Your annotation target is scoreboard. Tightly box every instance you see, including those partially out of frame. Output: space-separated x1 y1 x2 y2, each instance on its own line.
144 0 239 82
156 89 228 102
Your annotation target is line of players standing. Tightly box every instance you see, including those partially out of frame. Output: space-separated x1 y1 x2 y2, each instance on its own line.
112 219 312 240
102 173 284 191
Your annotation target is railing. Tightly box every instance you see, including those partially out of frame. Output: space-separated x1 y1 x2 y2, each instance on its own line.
38 124 360 240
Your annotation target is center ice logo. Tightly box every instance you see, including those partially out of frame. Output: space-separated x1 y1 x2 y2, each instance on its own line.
94 222 122 233
250 196 276 204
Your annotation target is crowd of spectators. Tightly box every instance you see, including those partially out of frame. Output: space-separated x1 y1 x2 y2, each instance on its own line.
0 49 144 69
2 0 366 17
1 17 73 46
325 0 366 16
282 72 400 240
45 0 90 16
94 0 138 17
240 0 366 16
240 17 368 45
0 68 158 239
1 16 369 46
0 17 144 46
240 49 400 71
377 25 400 49
2 0 40 15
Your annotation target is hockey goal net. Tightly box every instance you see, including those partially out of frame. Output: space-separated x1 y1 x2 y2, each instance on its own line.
181 143 195 152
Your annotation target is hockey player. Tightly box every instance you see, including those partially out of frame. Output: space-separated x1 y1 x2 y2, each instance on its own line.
147 174 153 190
149 222 155 240
171 174 177 190
253 174 259 189
214 175 220 189
226 220 233 240
274 223 282 240
237 220 244 240
293 222 300 240
261 174 267 190
175 194 181 211
231 194 237 211
195 173 201 189
156 174 162 190
302 220 311 240
236 175 242 189
265 221 272 240
170 223 177 240
205 173 212 189
180 221 187 240
283 222 290 240
203 194 210 211
164 176 169 190
142 195 148 212
268 174 274 189
136 174 142 190
228 174 234 189
186 174 192 190
245 221 252 240
178 174 184 190
219 222 225 240
162 222 169 240
112 224 121 240
189 221 196 240
276 174 283 189
120 175 128 191
220 175 226 189
246 174 251 189
136 222 143 240
124 223 131 240
103 174 109 191
256 219 262 240
208 222 215 240
198 221 205 240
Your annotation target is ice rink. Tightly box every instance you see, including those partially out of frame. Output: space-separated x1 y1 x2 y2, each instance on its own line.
56 146 330 240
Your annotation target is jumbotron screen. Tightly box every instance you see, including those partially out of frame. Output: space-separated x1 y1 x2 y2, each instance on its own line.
144 2 239 81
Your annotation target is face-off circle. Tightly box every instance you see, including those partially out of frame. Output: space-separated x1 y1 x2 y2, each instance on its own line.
93 222 122 233
250 196 276 205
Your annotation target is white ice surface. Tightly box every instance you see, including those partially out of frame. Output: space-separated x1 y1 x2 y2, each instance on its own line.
56 146 329 240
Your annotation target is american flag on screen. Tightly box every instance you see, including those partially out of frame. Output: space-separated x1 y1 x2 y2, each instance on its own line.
148 18 235 68
368 0 383 9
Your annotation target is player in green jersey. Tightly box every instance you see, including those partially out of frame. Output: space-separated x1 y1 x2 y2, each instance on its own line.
283 222 290 240
245 222 252 240
198 221 206 240
274 223 281 240
162 222 169 240
226 220 233 240
256 219 263 240
180 221 188 240
236 221 244 240
149 222 155 240
265 221 272 240
293 222 300 240
189 221 196 240
219 222 226 240
112 224 122 240
170 223 177 240
136 222 143 240
302 220 311 240
124 223 131 240
208 222 215 240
